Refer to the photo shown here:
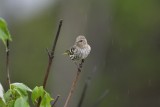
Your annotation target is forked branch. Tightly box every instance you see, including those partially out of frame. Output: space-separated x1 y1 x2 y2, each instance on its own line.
37 19 63 107
43 19 63 89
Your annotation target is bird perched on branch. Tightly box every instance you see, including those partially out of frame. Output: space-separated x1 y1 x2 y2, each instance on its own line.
64 35 91 61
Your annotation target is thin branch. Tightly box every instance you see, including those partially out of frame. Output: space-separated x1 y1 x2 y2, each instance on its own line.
77 67 97 107
51 95 60 107
6 40 11 86
90 90 109 107
37 19 63 107
64 59 84 107
43 19 63 89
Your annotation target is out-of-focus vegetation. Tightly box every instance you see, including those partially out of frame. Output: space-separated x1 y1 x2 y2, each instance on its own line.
0 17 54 107
0 0 160 107
0 18 12 46
0 83 53 107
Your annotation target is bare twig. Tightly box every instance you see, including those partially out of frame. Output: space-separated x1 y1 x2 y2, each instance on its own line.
64 59 84 107
77 67 97 107
6 40 11 86
37 19 63 107
90 90 109 107
43 19 63 89
51 95 60 107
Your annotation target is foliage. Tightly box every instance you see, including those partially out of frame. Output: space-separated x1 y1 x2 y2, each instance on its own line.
0 17 12 46
0 83 53 107
0 83 5 104
0 18 54 107
32 86 53 107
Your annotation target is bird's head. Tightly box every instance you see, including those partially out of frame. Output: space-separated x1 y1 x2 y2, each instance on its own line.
75 35 88 48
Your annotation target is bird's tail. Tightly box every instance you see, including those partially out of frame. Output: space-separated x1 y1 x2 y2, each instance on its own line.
63 50 70 55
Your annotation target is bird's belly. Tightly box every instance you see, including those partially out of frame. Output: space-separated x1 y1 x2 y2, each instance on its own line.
81 48 90 59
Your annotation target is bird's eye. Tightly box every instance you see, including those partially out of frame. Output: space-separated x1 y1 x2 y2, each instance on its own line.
79 40 83 42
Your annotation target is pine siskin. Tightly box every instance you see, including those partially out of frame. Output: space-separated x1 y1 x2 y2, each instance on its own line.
64 35 91 61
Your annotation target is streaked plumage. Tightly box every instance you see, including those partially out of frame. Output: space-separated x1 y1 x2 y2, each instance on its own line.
65 35 91 61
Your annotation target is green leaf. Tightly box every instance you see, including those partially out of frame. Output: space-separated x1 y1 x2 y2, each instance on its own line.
0 83 5 103
0 83 4 98
14 87 28 97
31 86 44 104
7 100 15 107
40 93 53 107
31 86 53 106
14 97 30 107
0 17 12 46
10 83 32 92
4 89 12 102
0 99 6 107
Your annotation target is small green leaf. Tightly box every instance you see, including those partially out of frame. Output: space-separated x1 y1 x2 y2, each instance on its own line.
14 87 28 97
0 17 12 46
0 99 6 107
4 89 12 102
14 97 30 107
31 86 44 104
0 83 4 98
7 100 15 107
40 93 53 107
10 83 32 92
0 83 5 103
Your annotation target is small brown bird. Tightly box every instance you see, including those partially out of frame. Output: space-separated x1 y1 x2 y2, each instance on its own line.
64 35 91 61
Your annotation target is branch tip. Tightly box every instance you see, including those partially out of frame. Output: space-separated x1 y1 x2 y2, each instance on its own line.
60 19 63 24
37 19 63 107
52 95 60 107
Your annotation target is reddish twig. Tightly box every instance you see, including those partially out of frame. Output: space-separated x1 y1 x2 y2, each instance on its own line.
64 59 84 107
43 19 63 89
37 19 63 107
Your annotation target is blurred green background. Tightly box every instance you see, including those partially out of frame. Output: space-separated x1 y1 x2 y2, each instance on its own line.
0 0 160 107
